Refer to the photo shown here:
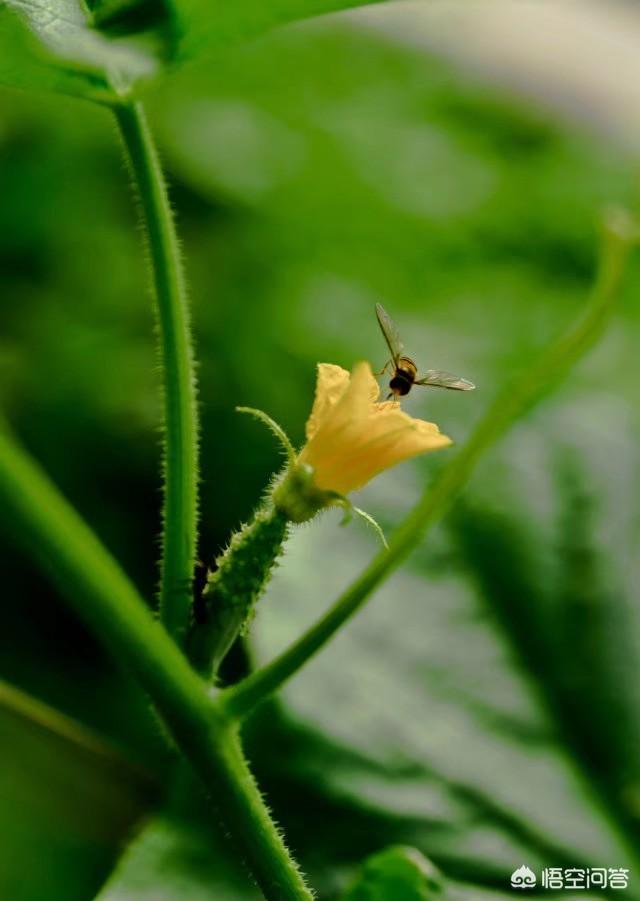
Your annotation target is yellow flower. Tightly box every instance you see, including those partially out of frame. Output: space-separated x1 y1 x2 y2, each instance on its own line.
297 361 451 496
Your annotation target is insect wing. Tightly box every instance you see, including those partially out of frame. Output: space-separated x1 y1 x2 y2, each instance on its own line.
375 303 403 365
417 369 476 391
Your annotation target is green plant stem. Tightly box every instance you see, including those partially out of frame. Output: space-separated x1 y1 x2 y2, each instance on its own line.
220 210 634 721
0 426 313 901
197 721 313 900
115 101 198 645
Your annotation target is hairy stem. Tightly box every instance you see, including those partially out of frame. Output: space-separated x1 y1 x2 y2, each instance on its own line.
220 209 635 720
197 722 313 900
115 101 198 645
0 426 312 901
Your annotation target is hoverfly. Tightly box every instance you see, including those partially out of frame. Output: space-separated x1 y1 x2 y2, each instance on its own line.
375 302 475 399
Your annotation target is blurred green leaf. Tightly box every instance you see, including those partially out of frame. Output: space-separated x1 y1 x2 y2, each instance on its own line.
0 5 108 101
449 410 640 853
99 812 261 900
0 0 395 103
0 0 158 102
0 681 156 901
172 0 390 63
341 846 445 900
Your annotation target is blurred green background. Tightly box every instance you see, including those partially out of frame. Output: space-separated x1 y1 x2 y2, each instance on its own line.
1 3 640 898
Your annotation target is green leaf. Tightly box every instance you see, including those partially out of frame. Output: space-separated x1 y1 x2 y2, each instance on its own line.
342 846 445 900
171 0 391 64
0 0 159 102
0 0 396 102
0 681 155 901
99 813 262 900
0 5 103 100
448 413 640 853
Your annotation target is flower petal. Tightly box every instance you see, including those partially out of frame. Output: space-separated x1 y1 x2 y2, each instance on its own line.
312 404 451 494
300 361 452 495
305 364 350 441
305 361 380 441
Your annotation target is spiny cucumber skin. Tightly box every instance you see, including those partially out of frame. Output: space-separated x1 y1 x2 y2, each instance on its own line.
187 505 290 677
209 506 289 622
